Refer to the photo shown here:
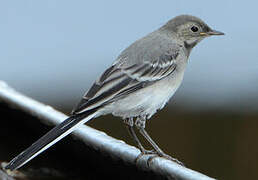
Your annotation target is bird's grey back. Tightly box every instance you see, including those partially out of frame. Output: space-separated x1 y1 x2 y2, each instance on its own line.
114 29 186 68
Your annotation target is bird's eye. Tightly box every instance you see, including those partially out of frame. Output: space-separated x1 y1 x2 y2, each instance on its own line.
191 26 199 32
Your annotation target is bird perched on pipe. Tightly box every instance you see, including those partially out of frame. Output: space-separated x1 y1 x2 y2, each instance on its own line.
5 14 224 170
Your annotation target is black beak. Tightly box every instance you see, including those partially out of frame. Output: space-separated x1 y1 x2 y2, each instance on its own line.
207 29 225 36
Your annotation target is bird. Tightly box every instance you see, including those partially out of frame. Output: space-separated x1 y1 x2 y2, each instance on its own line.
5 15 224 171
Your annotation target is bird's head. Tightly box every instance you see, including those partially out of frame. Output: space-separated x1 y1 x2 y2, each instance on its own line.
162 15 224 49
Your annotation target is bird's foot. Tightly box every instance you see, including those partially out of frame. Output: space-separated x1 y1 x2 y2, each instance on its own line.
134 149 157 163
147 151 185 167
135 148 184 167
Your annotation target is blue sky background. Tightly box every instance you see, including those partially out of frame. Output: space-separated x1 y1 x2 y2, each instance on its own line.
1 0 258 112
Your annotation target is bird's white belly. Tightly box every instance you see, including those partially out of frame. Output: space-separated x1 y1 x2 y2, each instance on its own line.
104 71 184 119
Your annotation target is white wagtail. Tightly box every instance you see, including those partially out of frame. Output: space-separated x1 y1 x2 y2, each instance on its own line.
5 15 224 170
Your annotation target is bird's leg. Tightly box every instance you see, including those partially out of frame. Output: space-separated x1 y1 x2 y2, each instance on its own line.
123 118 155 154
135 117 184 166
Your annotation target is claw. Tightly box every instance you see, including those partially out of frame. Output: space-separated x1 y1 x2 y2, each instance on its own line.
147 152 185 167
134 149 157 164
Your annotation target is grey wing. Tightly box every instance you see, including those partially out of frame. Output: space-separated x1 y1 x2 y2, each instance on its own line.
72 51 179 114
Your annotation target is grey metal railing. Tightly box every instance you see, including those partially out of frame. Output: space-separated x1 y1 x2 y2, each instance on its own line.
0 81 216 180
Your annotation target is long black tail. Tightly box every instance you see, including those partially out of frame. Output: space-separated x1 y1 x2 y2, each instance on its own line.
5 110 97 171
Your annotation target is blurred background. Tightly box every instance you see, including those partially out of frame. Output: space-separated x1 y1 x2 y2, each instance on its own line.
0 0 258 179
